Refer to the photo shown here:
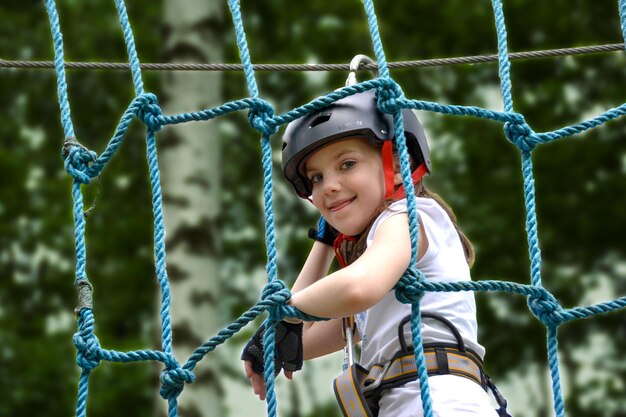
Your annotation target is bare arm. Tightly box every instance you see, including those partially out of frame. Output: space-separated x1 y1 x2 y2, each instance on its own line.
290 241 335 293
302 318 345 359
289 242 350 358
289 214 427 319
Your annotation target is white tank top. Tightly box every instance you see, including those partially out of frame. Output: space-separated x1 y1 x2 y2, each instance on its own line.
354 197 485 369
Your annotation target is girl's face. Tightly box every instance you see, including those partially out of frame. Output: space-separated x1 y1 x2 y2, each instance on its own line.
305 138 386 236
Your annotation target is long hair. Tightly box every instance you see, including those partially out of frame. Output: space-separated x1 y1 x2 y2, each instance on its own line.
340 180 475 268
415 183 475 267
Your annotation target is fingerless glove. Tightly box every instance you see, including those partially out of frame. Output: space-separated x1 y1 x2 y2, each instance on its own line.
241 321 304 375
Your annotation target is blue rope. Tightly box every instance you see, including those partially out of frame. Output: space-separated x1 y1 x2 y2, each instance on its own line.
114 0 144 95
42 0 626 416
361 0 434 412
44 0 74 139
227 0 260 98
490 1 568 414
225 1 286 414
362 0 390 79
491 0 515 114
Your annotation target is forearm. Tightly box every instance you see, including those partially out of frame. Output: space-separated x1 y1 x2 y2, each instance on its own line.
302 318 346 360
289 267 367 319
290 215 414 319
285 241 334 325
291 241 334 293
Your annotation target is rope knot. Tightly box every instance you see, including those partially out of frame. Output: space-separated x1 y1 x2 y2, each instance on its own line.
63 137 97 184
376 78 404 115
261 280 292 321
73 330 101 371
261 280 292 305
159 366 196 400
248 99 277 135
504 118 539 153
136 93 163 132
527 288 563 328
394 267 426 304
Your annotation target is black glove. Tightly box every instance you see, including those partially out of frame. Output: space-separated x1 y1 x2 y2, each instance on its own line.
308 216 339 246
241 321 304 376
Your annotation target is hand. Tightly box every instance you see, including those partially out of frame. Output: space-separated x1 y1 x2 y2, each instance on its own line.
243 360 293 401
308 216 339 246
241 321 303 400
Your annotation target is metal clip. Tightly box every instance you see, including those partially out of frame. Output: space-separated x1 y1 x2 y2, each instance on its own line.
345 54 379 87
342 316 356 371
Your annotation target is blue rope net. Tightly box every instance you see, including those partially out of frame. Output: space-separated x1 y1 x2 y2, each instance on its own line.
43 0 626 416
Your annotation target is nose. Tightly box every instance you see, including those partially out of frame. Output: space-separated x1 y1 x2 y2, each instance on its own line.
321 172 341 195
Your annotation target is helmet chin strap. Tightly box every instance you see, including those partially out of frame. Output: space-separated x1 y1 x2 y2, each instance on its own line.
391 163 428 200
382 141 396 200
381 140 427 200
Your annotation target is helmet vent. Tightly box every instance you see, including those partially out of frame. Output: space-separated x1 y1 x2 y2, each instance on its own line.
309 113 331 128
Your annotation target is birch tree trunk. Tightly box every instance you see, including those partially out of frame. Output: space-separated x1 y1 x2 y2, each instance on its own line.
157 1 223 415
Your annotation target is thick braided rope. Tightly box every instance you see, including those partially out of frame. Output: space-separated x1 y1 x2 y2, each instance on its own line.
225 1 284 415
370 0 452 412
44 0 74 139
491 0 566 414
43 0 626 416
114 0 144 95
491 0 514 114
362 0 436 413
113 1 184 414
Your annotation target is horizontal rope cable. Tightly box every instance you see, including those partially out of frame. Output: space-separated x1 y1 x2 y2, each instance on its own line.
2 42 624 72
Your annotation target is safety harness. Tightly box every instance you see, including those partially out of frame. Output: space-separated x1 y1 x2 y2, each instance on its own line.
333 313 511 417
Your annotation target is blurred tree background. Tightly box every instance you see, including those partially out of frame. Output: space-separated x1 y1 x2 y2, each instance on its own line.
1 1 624 417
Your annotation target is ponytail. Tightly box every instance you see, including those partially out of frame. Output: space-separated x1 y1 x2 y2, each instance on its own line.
415 184 475 267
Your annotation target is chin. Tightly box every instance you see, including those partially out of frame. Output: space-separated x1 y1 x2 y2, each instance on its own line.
338 225 367 237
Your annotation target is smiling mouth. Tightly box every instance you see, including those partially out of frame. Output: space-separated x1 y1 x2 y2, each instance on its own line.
329 198 355 212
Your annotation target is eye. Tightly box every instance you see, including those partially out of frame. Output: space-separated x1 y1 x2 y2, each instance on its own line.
340 160 357 170
308 173 323 184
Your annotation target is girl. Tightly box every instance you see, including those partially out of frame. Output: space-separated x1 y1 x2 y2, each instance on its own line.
242 90 502 416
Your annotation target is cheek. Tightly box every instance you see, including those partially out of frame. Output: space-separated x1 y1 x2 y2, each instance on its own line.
367 168 386 198
310 190 325 212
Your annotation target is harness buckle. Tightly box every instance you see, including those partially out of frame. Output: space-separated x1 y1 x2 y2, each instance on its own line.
361 359 392 396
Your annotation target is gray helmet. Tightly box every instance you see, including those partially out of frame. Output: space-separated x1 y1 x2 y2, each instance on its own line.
282 90 431 198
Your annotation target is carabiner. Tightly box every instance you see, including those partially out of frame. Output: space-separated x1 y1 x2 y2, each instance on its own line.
342 316 356 370
345 54 379 87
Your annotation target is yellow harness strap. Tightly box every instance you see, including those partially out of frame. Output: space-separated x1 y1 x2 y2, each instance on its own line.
333 346 485 417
